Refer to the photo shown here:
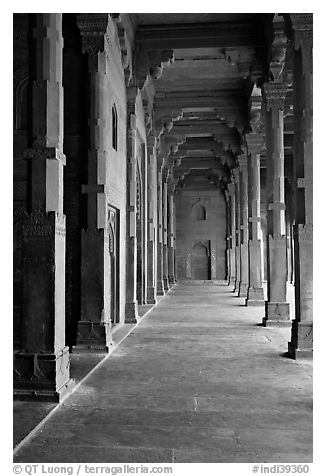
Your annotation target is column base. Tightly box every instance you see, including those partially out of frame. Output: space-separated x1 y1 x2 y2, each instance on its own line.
156 280 165 296
125 301 138 324
262 302 291 327
233 280 240 293
238 282 248 297
163 277 170 292
146 287 157 305
13 347 74 402
228 276 236 287
246 287 265 306
76 321 112 351
288 321 313 359
168 275 176 285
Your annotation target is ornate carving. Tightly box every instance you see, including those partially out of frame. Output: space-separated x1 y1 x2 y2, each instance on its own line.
24 147 66 165
290 14 313 50
148 50 174 79
245 133 264 156
77 14 110 55
295 223 313 242
263 82 287 111
23 208 53 237
270 14 287 81
248 84 262 133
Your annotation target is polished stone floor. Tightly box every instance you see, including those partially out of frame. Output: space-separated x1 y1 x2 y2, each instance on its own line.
13 282 312 463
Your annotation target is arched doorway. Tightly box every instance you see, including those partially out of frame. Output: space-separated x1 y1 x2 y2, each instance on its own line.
192 241 211 280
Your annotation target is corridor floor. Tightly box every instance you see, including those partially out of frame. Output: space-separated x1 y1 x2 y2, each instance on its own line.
13 282 313 463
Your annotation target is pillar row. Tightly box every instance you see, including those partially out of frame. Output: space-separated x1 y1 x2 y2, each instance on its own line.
14 14 73 401
262 81 290 326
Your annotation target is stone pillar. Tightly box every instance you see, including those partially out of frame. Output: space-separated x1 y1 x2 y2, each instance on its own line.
75 15 114 346
238 155 249 297
233 169 241 293
168 180 176 285
146 134 157 304
227 183 236 287
262 81 290 326
285 179 294 284
156 158 165 295
162 167 170 292
246 134 265 306
14 14 73 401
125 87 139 322
288 14 313 358
225 190 231 284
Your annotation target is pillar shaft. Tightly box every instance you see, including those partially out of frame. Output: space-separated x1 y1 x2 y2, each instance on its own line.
125 88 139 322
233 170 241 293
227 184 236 287
75 15 114 346
168 182 176 285
14 14 72 401
246 135 264 305
162 167 170 292
288 14 313 358
156 161 165 295
238 156 249 297
263 82 290 325
146 135 157 304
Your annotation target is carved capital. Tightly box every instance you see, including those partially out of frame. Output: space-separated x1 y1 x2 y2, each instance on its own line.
263 82 287 111
148 50 174 79
136 49 174 88
77 14 109 55
249 85 262 133
290 14 313 51
245 133 264 156
238 154 248 171
270 14 287 81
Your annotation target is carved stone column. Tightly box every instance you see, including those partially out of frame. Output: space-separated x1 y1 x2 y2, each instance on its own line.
156 156 165 295
288 14 313 358
285 179 294 284
233 169 241 293
75 15 114 346
262 81 290 326
146 134 157 304
246 134 265 306
238 155 249 297
14 14 73 401
168 179 176 285
162 166 170 292
125 87 139 322
227 183 236 287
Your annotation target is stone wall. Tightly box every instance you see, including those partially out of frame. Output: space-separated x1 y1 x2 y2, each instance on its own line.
175 175 227 280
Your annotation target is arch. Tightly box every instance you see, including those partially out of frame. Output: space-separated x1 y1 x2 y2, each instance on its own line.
15 77 29 130
112 104 118 150
193 242 208 256
195 204 206 221
192 202 207 221
192 241 211 280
